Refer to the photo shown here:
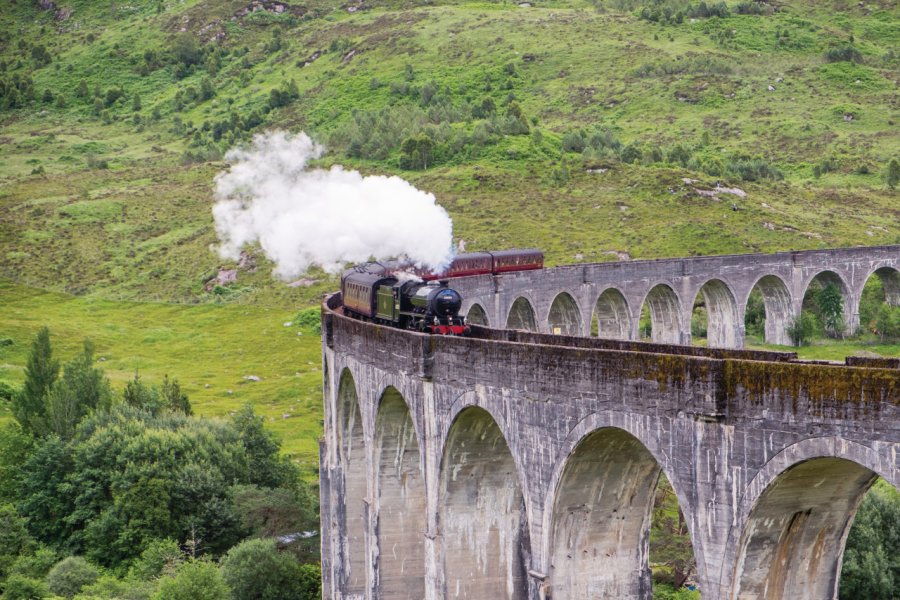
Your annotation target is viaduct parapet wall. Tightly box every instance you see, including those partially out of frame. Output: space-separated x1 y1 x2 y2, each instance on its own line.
450 244 900 347
319 285 900 600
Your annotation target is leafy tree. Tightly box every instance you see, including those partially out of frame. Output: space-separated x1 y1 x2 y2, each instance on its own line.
787 311 817 346
0 504 36 582
18 436 76 547
816 283 845 338
232 404 295 489
46 556 100 598
2 574 49 600
14 327 59 436
45 340 112 441
0 424 34 504
220 538 309 600
840 480 900 599
9 546 58 581
150 559 229 600
232 485 316 539
399 135 434 170
874 304 900 340
650 479 694 589
128 538 183 580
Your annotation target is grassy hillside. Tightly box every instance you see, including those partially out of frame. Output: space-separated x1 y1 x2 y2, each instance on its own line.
0 281 324 473
0 0 897 306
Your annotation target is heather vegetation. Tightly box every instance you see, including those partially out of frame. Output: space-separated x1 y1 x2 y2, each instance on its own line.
0 0 898 597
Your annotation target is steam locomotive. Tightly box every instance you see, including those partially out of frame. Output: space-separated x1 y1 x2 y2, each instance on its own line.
340 249 543 335
341 266 469 335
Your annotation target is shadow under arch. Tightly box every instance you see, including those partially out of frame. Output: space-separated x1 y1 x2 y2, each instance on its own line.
745 274 793 346
439 406 530 599
337 368 367 595
729 458 877 600
592 287 631 339
466 302 490 326
374 386 426 599
548 291 583 336
545 424 693 599
506 296 539 331
724 437 898 600
641 283 683 344
693 278 740 348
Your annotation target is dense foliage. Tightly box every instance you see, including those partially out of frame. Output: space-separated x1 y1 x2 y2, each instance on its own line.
0 329 320 599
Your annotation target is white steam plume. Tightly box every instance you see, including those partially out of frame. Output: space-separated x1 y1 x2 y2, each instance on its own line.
212 131 454 280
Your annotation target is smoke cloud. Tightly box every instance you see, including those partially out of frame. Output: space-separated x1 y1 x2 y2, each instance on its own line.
212 131 454 280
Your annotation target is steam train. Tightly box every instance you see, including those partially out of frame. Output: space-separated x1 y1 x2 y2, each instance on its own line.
340 249 543 335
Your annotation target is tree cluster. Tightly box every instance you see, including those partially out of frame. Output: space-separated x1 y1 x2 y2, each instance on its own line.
0 328 320 599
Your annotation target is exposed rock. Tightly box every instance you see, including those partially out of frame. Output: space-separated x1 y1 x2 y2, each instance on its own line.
283 321 293 327
767 85 776 91
602 250 631 261
237 251 257 271
243 375 261 382
205 269 238 291
287 278 317 288
763 222 775 230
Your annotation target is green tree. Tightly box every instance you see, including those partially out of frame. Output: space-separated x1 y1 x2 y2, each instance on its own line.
787 311 817 346
232 404 294 489
46 556 100 598
886 158 900 190
2 574 49 600
840 480 900 599
874 304 900 340
650 479 694 589
0 504 36 582
0 424 34 504
816 283 845 338
17 436 75 546
13 327 59 436
123 373 163 413
128 538 183 580
161 375 192 415
219 538 308 600
232 485 316 539
151 559 229 600
45 340 112 441
399 135 434 170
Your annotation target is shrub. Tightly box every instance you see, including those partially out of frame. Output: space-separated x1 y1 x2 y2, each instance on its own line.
47 556 100 598
294 307 321 333
787 311 817 346
151 559 229 600
824 45 863 64
2 574 49 600
128 538 184 580
220 538 311 600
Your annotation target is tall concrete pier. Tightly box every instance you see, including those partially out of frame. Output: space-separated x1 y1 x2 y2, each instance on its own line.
319 246 900 600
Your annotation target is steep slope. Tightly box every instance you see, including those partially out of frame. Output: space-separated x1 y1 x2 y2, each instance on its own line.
0 0 897 305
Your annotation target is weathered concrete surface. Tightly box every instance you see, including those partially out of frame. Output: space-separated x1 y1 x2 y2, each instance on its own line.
453 245 900 347
320 290 900 600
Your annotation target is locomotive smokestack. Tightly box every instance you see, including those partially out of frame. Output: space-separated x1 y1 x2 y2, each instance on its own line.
212 131 454 280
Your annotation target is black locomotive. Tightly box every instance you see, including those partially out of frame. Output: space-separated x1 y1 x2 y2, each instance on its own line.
341 265 470 335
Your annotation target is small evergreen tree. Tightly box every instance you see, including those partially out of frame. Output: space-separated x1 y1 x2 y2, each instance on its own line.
13 327 58 436
886 158 900 190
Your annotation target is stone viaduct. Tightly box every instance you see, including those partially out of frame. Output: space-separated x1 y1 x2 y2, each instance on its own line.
450 244 900 347
319 245 900 600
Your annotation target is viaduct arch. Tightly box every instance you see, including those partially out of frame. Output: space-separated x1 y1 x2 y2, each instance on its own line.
452 245 900 347
320 246 900 600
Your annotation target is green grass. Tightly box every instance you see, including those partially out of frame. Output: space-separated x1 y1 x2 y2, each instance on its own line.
0 280 323 474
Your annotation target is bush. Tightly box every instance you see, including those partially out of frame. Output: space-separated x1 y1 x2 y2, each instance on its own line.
824 45 863 64
220 538 313 600
294 307 321 334
47 557 100 598
150 559 229 600
128 538 184 580
787 311 817 346
2 574 49 600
